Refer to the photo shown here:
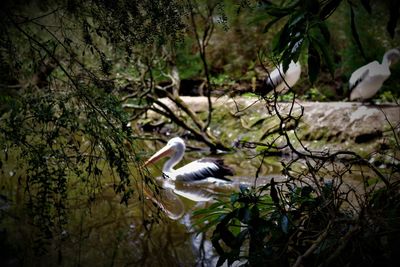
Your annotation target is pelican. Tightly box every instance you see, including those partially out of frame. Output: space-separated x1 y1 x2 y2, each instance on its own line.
349 48 400 101
144 137 234 182
263 60 302 95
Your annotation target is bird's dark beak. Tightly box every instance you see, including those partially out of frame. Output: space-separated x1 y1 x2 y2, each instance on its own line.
144 145 173 166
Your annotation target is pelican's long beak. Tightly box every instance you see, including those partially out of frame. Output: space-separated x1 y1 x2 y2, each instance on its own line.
144 144 174 166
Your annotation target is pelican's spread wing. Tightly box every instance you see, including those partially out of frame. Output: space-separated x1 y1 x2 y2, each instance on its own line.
264 61 301 95
265 66 284 93
349 61 377 91
174 158 234 182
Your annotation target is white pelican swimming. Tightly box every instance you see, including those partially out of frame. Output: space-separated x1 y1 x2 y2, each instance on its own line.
144 137 234 182
263 60 302 95
349 48 400 101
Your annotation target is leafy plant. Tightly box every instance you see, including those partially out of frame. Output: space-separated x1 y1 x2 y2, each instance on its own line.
0 0 186 255
194 53 399 265
242 0 399 84
194 177 363 266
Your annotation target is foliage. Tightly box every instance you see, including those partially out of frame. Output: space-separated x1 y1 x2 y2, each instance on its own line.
238 0 399 87
200 40 400 261
194 86 399 265
195 180 340 266
0 84 153 251
0 0 186 255
196 176 400 266
120 0 233 151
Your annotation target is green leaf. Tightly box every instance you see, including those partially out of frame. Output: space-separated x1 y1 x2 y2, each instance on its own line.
194 217 224 233
288 11 305 28
229 219 242 236
241 92 258 98
312 36 335 77
289 37 304 63
192 211 223 225
281 51 292 73
275 22 305 68
193 201 226 216
307 41 320 84
273 23 290 55
319 0 342 20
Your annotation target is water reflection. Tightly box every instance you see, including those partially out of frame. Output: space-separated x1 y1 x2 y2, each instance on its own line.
162 178 235 201
135 148 284 265
0 148 283 266
150 176 238 221
140 175 247 265
155 186 185 220
153 173 277 218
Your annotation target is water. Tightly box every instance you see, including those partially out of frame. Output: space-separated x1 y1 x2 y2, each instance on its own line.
1 144 375 266
0 146 283 267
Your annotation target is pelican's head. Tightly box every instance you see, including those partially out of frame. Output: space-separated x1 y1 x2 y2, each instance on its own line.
383 48 400 66
144 137 186 166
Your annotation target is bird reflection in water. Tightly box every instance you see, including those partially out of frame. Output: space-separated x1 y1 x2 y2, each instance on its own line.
144 137 235 219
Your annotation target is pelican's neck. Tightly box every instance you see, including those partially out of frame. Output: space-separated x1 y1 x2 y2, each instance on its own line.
382 54 391 67
163 144 185 173
382 49 400 67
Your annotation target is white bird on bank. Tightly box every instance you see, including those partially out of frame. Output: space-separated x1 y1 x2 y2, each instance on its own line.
144 137 234 182
263 60 302 95
349 48 400 101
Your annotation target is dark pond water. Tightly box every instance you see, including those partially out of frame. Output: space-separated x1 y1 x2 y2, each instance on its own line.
0 146 283 267
123 149 283 266
1 144 371 267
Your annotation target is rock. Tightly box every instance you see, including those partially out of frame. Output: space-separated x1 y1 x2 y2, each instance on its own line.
146 96 400 152
297 102 399 144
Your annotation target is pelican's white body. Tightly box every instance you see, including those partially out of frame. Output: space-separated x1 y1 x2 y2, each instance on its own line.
162 160 223 182
349 61 390 101
349 49 400 101
266 60 302 94
145 137 233 182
